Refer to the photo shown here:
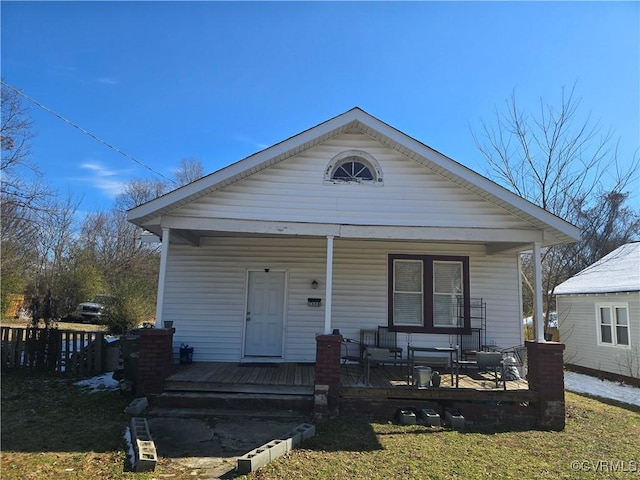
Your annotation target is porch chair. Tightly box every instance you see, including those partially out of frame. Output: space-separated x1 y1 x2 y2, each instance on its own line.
475 351 506 390
341 338 363 365
340 329 379 365
458 327 482 361
377 326 403 359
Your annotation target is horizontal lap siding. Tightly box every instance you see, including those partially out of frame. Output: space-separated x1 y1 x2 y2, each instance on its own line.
174 133 532 230
164 238 523 362
164 237 328 362
558 293 640 378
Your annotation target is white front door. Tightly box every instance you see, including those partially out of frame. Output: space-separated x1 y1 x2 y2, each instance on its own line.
244 271 286 357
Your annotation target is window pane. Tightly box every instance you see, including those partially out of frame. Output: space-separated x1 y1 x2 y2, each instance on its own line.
332 159 373 180
616 326 629 345
601 325 612 343
599 307 611 325
352 162 373 180
615 307 628 326
434 262 462 294
395 261 422 292
433 294 463 327
394 293 423 325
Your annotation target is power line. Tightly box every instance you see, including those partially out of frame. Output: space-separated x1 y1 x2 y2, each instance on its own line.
1 80 177 185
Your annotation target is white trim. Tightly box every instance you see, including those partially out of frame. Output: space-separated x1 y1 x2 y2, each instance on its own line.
161 215 545 244
324 236 334 335
595 302 631 349
155 227 170 327
533 242 545 342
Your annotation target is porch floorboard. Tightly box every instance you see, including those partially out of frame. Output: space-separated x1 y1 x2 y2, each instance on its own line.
164 362 530 400
165 362 316 395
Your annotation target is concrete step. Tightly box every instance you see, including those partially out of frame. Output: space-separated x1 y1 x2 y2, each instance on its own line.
152 391 314 413
147 406 311 422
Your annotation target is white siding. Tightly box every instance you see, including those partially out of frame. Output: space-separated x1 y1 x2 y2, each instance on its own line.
172 132 534 231
558 293 640 379
163 237 523 362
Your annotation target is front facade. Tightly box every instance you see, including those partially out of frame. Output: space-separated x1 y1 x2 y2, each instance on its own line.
128 108 580 364
556 243 640 383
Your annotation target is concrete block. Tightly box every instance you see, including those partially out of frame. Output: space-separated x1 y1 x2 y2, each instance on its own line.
445 411 465 431
237 422 316 474
134 440 158 472
237 447 270 474
265 439 289 461
129 417 157 472
299 423 315 441
125 397 148 415
283 428 302 448
420 409 441 427
399 410 416 425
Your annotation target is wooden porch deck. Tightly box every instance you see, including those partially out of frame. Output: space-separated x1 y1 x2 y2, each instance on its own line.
164 362 531 400
164 362 316 394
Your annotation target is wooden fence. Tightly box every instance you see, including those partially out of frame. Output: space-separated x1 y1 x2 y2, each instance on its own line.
1 326 107 375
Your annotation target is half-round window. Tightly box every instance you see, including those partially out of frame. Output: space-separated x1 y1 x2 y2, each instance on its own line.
325 150 383 185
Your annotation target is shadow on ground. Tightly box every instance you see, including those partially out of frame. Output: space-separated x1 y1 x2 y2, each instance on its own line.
148 415 305 479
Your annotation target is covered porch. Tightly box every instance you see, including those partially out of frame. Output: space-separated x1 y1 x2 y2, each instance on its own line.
161 361 531 395
134 324 563 430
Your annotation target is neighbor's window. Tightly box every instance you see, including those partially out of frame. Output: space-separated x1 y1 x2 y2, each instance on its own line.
389 254 470 334
597 304 630 347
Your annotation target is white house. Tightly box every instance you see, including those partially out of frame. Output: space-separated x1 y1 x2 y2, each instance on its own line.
555 242 640 383
127 108 580 364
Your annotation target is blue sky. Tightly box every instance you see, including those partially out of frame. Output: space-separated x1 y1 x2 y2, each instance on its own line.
2 1 638 215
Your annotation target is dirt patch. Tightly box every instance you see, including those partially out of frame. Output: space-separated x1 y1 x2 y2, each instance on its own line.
147 415 306 478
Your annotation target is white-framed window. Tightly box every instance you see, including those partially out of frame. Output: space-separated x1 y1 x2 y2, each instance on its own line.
324 150 383 184
596 303 630 348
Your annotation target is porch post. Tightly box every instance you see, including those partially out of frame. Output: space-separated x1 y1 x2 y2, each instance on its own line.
323 235 334 335
155 227 170 328
532 242 545 342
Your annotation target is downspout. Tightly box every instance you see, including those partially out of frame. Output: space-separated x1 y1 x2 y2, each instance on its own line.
532 242 545 342
323 235 334 335
155 227 170 328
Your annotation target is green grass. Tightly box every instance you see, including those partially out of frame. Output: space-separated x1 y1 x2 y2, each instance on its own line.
2 369 639 479
0 369 186 479
245 394 640 480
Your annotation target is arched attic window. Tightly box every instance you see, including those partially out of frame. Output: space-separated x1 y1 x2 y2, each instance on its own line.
324 150 383 185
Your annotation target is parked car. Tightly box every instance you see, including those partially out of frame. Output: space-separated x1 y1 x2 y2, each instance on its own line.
74 295 116 323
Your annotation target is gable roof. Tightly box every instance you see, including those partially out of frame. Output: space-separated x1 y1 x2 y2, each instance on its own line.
555 242 640 295
128 107 580 246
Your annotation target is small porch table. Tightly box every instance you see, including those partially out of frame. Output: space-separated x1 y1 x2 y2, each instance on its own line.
408 346 458 386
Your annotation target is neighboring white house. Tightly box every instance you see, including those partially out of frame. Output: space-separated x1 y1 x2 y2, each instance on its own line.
127 108 580 364
555 242 640 383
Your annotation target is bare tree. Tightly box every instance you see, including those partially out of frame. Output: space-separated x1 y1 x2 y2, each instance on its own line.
115 178 167 211
473 85 639 329
0 84 57 314
174 157 205 186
